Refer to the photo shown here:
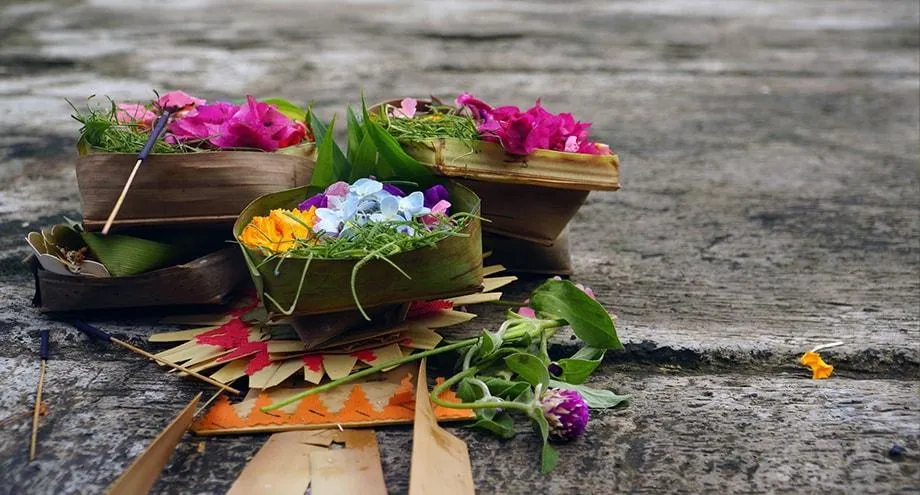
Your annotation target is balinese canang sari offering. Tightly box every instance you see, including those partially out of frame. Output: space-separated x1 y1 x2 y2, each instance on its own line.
72 91 316 230
234 103 483 318
371 95 621 273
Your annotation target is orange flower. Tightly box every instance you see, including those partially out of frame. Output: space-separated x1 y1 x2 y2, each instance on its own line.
799 351 833 379
240 206 317 253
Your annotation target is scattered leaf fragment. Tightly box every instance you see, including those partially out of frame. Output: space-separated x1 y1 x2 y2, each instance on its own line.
800 351 833 379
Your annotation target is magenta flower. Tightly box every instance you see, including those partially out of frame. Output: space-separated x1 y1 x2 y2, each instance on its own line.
165 97 306 151
166 101 237 144
115 103 156 129
541 388 589 441
211 96 286 151
456 92 494 120
156 90 205 114
457 93 611 156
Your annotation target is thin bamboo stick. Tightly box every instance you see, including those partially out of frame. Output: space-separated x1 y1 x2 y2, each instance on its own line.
101 111 171 234
71 321 240 395
111 338 240 395
29 330 49 461
29 360 46 461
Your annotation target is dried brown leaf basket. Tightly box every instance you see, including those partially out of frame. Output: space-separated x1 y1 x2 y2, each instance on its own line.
30 247 247 312
76 146 315 231
372 99 620 246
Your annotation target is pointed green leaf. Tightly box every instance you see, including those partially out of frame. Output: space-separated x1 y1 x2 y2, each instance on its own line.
346 106 365 163
360 97 432 186
505 352 549 390
530 279 622 350
470 412 516 440
549 380 630 409
309 115 351 188
476 329 503 360
532 411 560 474
348 134 378 182
556 346 605 384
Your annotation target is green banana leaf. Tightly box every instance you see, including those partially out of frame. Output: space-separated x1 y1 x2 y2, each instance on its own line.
81 230 223 277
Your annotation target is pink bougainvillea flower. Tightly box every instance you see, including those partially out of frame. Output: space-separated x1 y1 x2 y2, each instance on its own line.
166 101 238 144
456 92 494 120
274 120 308 149
457 93 611 156
210 96 305 152
115 103 156 129
391 98 418 119
156 90 206 113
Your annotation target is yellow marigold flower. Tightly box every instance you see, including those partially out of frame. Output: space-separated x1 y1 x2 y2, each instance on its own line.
240 206 317 253
799 351 833 379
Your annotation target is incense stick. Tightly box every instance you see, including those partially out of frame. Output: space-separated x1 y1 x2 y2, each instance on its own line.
101 110 172 235
71 321 240 395
29 330 49 461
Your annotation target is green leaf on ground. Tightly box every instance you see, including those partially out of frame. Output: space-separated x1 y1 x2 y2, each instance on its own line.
530 279 622 350
549 379 630 408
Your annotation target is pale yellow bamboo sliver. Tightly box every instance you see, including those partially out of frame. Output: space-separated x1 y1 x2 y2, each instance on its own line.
101 158 143 234
29 360 46 461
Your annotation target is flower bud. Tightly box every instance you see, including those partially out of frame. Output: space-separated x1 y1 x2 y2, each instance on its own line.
540 388 589 441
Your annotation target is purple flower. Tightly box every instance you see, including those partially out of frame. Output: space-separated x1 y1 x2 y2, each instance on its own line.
540 388 589 441
382 183 405 197
298 193 327 211
423 184 449 208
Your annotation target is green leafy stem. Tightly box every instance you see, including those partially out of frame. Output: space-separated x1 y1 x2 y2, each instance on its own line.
260 278 628 474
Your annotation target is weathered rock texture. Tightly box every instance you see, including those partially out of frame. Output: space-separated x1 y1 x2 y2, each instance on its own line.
0 0 917 494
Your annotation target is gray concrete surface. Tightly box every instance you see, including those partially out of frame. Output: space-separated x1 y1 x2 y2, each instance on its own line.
1 0 918 493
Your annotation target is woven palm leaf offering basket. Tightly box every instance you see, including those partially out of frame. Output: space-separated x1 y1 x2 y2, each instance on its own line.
27 221 245 311
370 95 619 273
72 91 316 231
234 104 484 319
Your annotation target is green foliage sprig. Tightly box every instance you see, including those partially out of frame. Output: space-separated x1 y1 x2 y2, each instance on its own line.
261 278 627 473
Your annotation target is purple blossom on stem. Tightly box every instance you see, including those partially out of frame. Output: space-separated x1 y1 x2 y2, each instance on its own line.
541 388 590 441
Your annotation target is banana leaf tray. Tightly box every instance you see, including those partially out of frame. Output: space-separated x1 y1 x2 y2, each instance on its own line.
29 247 247 312
233 182 484 317
374 99 620 245
77 146 315 232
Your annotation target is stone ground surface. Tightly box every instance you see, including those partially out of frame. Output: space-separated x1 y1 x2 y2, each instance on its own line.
0 0 918 493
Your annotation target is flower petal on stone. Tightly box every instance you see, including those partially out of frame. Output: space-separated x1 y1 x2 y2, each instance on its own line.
800 351 834 379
